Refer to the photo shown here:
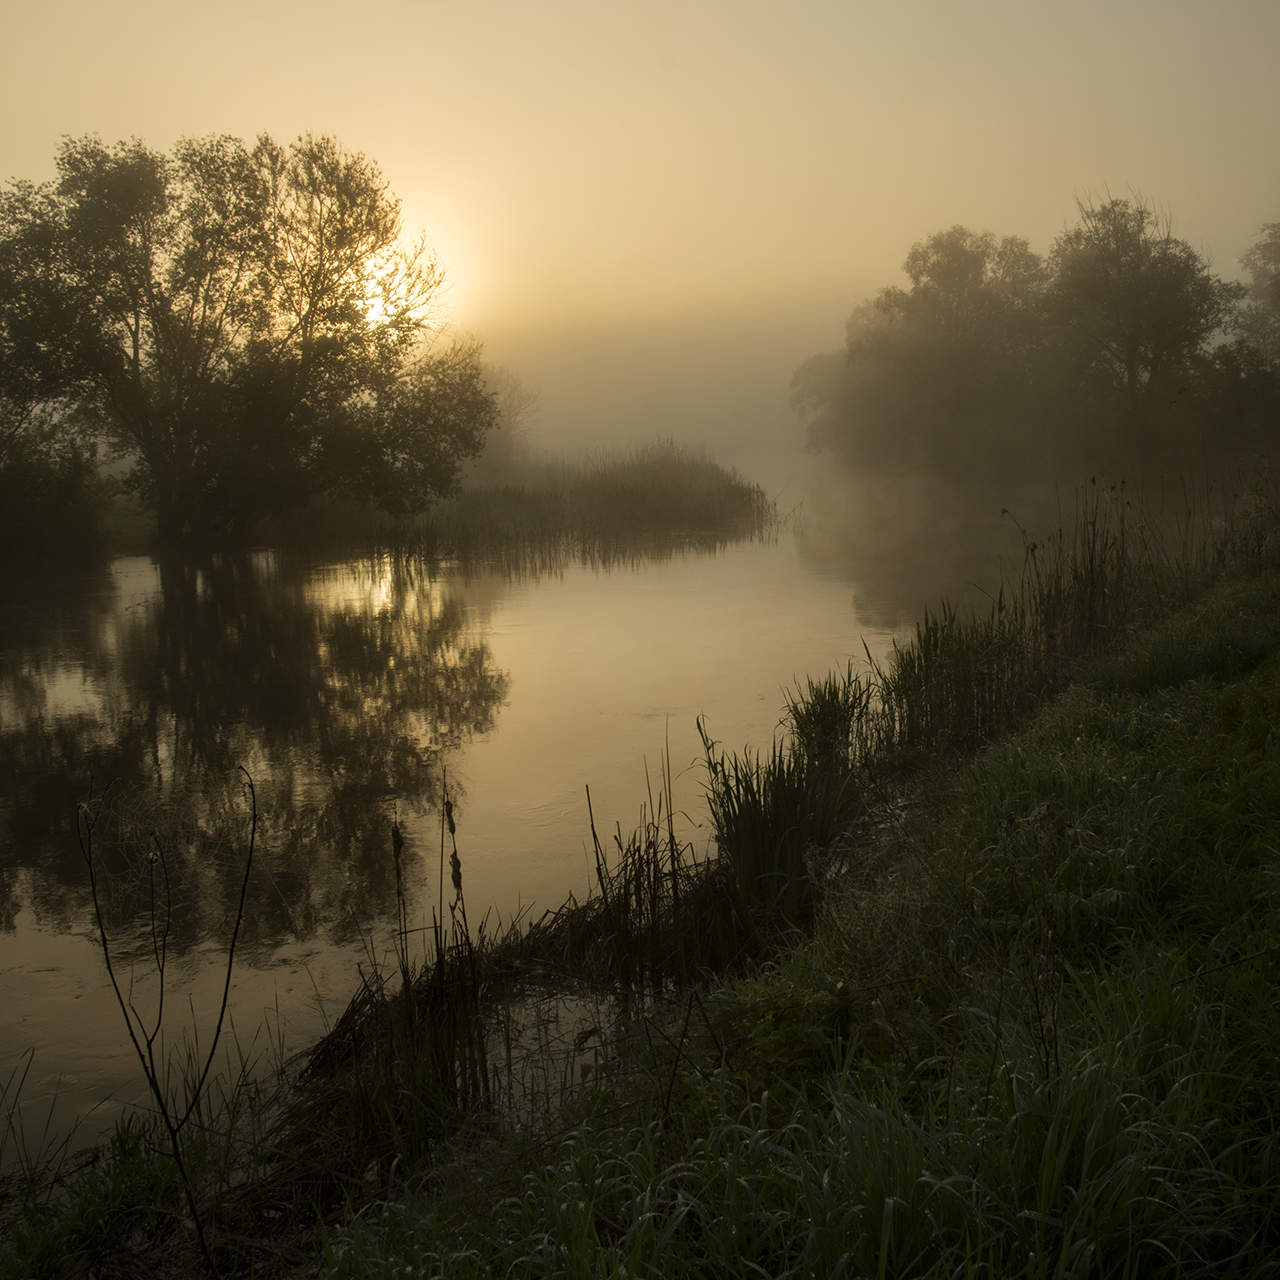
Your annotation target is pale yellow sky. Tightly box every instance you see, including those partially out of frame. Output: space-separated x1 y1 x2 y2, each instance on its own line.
3 0 1277 455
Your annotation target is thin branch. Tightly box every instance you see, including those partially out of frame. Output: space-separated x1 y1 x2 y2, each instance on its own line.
175 767 257 1135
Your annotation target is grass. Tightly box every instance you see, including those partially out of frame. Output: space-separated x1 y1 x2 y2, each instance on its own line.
319 531 1280 1279
4 468 1279 1277
269 440 774 566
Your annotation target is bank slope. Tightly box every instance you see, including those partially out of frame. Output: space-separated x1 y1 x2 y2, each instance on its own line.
327 567 1280 1279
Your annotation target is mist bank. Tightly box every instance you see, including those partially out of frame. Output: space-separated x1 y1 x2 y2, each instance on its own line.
478 290 860 468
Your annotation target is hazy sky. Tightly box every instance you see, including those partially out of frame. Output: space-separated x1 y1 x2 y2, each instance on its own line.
3 0 1277 458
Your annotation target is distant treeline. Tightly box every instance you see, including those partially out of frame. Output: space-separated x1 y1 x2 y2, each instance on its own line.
792 200 1280 489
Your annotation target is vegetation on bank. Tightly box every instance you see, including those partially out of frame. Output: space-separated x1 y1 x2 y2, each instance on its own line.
315 483 1280 1279
0 438 770 567
2 469 1277 1278
267 440 774 564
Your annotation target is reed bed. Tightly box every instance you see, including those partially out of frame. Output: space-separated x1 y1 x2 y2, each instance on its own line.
271 440 773 567
414 442 774 566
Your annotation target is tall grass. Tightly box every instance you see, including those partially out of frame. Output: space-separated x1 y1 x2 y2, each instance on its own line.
270 440 773 565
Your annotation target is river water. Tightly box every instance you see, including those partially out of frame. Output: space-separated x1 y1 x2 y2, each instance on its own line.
1 501 1013 1160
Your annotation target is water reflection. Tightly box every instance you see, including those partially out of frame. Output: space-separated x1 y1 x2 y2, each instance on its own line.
0 551 509 955
793 470 1051 627
2 521 877 1155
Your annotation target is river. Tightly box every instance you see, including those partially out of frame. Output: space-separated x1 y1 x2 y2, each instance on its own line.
1 501 1012 1161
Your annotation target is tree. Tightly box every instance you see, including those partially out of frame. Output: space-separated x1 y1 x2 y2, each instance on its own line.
794 202 1255 492
791 225 1048 482
1048 198 1242 452
0 133 497 548
1239 220 1280 367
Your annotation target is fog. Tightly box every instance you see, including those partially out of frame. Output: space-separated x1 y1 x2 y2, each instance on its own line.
480 295 855 475
4 2 1276 469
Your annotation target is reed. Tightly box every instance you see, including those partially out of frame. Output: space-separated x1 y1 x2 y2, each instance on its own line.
514 777 755 997
283 776 493 1211
269 439 773 565
699 721 859 929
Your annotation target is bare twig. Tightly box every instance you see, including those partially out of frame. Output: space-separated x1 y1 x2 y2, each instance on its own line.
78 769 259 1278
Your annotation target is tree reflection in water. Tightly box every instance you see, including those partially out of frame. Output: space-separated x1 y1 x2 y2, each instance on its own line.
0 550 509 958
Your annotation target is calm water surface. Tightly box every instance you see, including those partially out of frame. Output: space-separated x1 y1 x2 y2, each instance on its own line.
1 529 911 1155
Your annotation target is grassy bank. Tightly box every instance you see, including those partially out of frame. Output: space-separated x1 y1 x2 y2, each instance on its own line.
3 474 1278 1277
319 494 1280 1278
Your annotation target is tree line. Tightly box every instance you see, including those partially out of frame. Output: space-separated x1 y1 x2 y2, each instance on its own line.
0 133 498 558
792 200 1280 492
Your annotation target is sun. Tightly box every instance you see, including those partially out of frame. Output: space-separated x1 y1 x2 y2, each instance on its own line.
363 289 391 328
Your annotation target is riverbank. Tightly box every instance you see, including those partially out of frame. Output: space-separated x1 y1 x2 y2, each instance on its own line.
3 477 1278 1277
322 526 1280 1277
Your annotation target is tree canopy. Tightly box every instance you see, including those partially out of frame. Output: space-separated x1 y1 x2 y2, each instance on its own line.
0 133 497 549
793 198 1270 489
1239 220 1280 367
794 226 1049 484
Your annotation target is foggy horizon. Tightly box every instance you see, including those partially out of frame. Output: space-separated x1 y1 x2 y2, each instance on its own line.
4 0 1277 461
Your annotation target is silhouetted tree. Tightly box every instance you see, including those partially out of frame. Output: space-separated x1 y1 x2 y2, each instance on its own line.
0 177 108 556
1047 198 1243 458
792 225 1048 483
794 200 1258 489
0 134 498 549
1239 220 1280 367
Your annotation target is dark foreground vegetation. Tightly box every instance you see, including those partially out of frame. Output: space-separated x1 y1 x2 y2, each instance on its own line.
3 468 1278 1278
